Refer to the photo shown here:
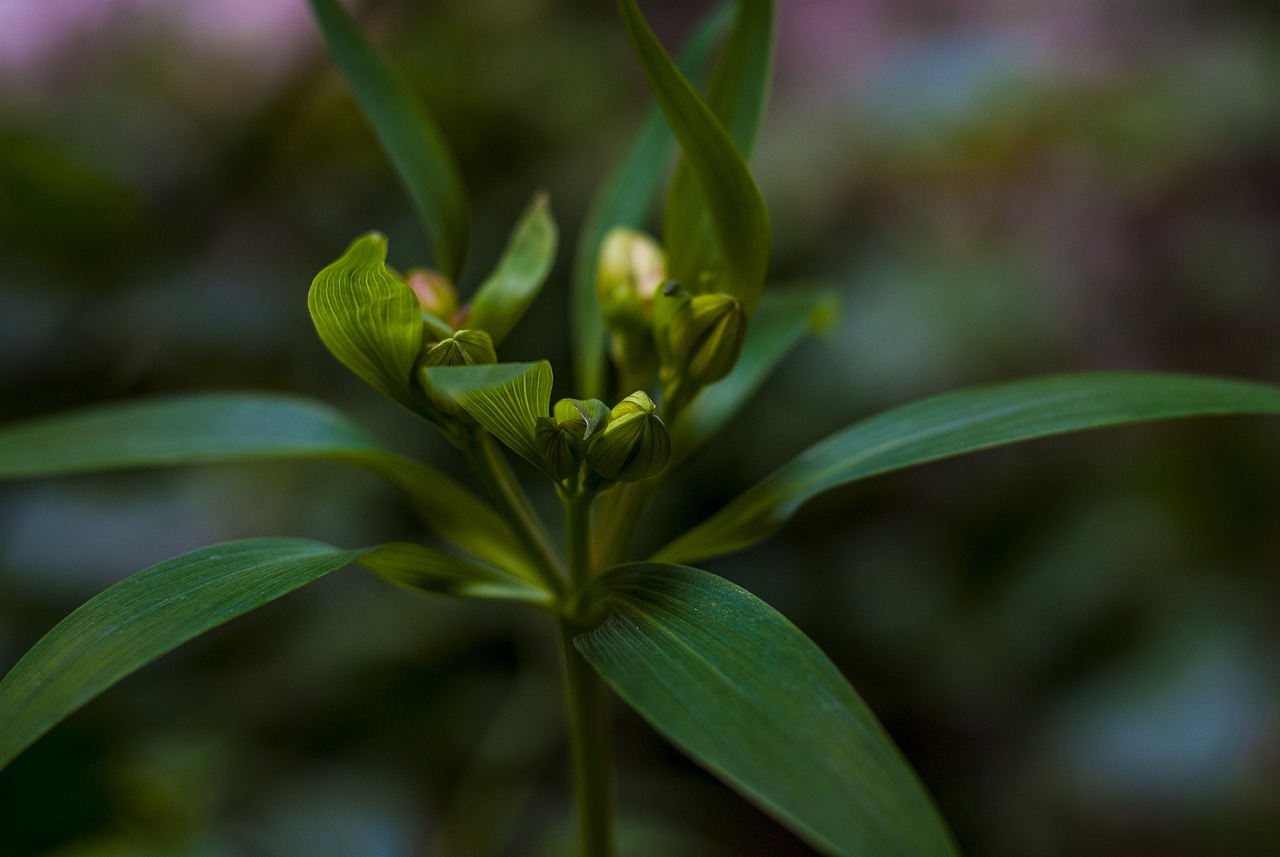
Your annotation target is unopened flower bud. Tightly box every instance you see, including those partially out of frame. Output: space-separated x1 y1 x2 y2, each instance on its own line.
667 293 746 386
422 329 497 368
405 268 458 321
553 398 611 442
535 399 610 481
586 391 671 483
596 228 666 328
536 417 579 481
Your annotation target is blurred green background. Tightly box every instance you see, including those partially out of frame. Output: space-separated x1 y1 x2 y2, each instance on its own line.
2 0 1280 855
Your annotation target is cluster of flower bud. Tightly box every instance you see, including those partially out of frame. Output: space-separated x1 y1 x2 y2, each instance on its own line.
536 391 670 485
595 228 747 407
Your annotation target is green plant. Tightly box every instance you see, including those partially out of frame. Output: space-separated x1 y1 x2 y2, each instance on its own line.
2 1 1279 855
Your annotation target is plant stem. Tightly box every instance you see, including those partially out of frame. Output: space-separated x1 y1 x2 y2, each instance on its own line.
559 619 614 857
560 485 614 857
465 429 565 591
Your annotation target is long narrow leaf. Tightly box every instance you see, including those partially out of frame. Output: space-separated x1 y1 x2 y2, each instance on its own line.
0 538 369 771
618 0 770 314
663 0 774 290
577 563 957 857
571 3 731 398
0 393 380 476
358 542 551 606
307 0 469 279
424 362 553 473
0 394 538 580
655 372 1280 564
466 193 558 347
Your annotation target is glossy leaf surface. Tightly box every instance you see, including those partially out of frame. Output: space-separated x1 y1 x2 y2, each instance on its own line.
0 394 537 579
656 372 1280 564
618 0 770 314
424 361 553 472
308 232 423 410
467 193 558 346
571 3 729 398
357 542 551 605
307 0 469 279
577 563 957 857
0 539 368 771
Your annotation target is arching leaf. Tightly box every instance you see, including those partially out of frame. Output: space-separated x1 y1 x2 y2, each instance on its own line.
0 539 368 771
655 372 1280 564
618 0 770 314
663 0 774 293
571 2 732 398
359 541 551 606
578 563 957 857
0 394 539 580
307 0 469 279
466 193 558 347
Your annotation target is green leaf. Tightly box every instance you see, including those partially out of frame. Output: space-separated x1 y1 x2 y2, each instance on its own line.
0 538 368 771
577 563 957 857
571 3 731 398
466 193 558 347
0 394 539 581
663 0 774 293
0 393 380 476
424 361 553 472
306 0 469 279
655 372 1280 564
308 232 424 411
670 287 834 468
618 0 771 314
358 542 551 606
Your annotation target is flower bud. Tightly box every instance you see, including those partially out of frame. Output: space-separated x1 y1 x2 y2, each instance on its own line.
405 268 458 321
536 417 579 481
586 391 671 483
421 329 497 368
596 228 666 328
535 399 610 481
596 229 666 388
667 293 747 387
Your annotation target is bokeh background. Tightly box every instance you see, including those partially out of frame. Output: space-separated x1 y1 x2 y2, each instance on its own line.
3 0 1280 855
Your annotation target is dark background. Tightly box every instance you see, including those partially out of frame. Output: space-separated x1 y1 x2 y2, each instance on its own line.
2 1 1279 854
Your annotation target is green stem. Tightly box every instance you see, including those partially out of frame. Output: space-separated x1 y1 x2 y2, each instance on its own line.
560 484 614 857
566 486 596 588
465 430 565 592
559 618 614 857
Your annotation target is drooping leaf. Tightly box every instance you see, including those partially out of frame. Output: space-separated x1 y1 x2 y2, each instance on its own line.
0 539 369 771
308 232 424 411
655 372 1280 564
571 2 731 398
424 361 553 472
0 393 380 476
577 563 957 857
670 287 835 468
0 394 538 580
663 0 774 293
358 542 551 606
466 193 558 347
306 0 469 279
618 0 770 315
